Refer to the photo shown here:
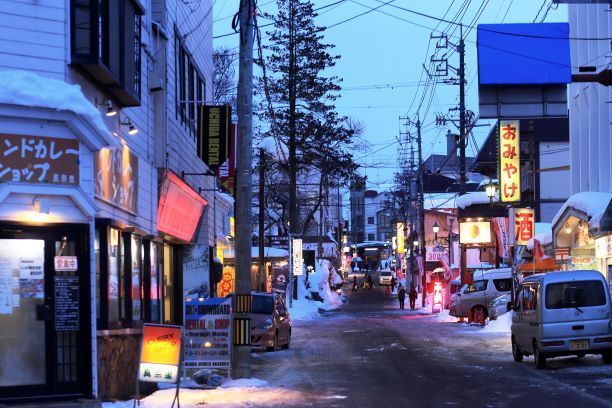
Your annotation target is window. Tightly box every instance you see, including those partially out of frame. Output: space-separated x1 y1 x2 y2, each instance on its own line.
465 280 487 293
70 0 143 106
368 234 375 241
252 295 274 314
493 278 512 292
545 280 606 309
521 284 538 311
367 217 374 225
175 29 207 138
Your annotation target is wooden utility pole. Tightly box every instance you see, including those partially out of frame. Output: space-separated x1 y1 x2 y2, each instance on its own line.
258 148 265 291
233 0 254 378
416 117 426 308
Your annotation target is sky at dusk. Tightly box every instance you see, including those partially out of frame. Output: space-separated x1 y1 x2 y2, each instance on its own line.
212 0 568 194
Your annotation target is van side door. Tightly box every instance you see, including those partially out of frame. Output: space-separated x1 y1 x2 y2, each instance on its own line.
515 283 539 349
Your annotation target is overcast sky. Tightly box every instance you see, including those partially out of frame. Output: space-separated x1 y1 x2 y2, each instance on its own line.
213 0 568 195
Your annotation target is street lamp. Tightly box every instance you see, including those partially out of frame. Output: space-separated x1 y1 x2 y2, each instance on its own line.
485 180 497 203
432 221 439 242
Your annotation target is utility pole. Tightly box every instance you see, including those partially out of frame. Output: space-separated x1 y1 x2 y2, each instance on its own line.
288 0 298 235
416 117 426 308
233 0 254 378
458 24 467 195
258 148 265 291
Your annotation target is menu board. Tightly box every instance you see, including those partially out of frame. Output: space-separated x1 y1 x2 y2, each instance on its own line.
54 276 79 331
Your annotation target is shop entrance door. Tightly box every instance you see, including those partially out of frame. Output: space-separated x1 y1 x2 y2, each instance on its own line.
0 225 89 401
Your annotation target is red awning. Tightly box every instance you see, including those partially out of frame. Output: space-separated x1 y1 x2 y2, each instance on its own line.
517 257 560 273
157 171 208 242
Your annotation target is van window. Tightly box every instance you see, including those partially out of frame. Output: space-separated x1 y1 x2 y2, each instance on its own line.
493 278 512 292
545 280 607 309
465 280 487 293
252 295 275 314
521 284 538 311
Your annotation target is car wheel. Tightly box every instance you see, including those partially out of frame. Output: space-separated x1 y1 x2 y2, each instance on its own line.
533 342 546 369
266 332 278 352
281 331 291 350
512 337 523 362
603 352 612 364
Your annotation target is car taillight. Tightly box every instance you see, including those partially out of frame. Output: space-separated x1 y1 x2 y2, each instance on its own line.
541 341 564 347
594 337 612 343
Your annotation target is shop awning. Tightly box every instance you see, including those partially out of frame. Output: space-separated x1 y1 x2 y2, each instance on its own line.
517 257 560 273
157 171 208 242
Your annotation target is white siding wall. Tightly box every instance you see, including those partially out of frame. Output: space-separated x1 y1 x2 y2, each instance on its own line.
569 4 612 194
539 142 570 200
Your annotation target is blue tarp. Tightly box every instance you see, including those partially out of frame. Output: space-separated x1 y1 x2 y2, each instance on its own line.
477 23 571 85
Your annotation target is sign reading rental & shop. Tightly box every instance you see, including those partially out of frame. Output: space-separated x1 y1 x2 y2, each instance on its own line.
0 135 79 184
498 120 521 203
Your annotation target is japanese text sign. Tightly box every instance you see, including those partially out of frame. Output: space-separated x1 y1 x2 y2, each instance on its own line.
459 221 492 245
139 324 182 384
54 256 78 272
510 208 534 246
396 223 405 254
94 146 139 213
292 238 303 276
0 135 79 184
498 120 521 203
184 297 232 370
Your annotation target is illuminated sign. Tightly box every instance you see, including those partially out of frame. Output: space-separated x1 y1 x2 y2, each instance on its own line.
138 324 182 383
498 120 521 203
396 223 405 254
229 216 235 237
292 238 303 276
54 256 78 272
94 146 138 213
425 246 445 262
459 221 492 245
510 208 535 246
432 281 444 314
218 267 235 298
157 171 208 242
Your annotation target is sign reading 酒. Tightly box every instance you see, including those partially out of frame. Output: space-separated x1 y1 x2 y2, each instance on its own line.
138 324 182 384
199 105 232 170
510 208 535 246
94 146 139 213
0 135 79 184
184 297 232 370
498 120 521 203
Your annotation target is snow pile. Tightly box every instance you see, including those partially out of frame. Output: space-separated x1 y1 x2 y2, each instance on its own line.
289 259 344 320
0 70 109 136
258 136 288 162
481 311 512 333
102 378 306 408
551 191 612 227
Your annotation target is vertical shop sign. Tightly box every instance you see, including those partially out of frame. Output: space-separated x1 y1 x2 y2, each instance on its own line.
498 120 520 203
510 208 534 245
292 239 303 276
199 105 232 171
217 267 235 298
217 123 236 195
271 261 290 298
94 146 138 213
396 223 405 254
183 297 232 372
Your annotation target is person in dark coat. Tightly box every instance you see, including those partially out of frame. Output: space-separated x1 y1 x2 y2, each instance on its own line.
352 275 358 292
397 284 406 310
390 276 396 292
367 273 373 290
409 284 418 310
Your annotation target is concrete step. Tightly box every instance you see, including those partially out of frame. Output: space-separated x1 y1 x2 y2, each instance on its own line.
0 400 100 408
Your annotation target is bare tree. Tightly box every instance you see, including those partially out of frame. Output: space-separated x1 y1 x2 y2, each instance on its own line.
213 47 237 114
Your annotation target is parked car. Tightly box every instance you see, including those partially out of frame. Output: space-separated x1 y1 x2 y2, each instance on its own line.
379 270 394 285
489 293 513 320
449 268 513 322
250 292 291 351
511 270 612 369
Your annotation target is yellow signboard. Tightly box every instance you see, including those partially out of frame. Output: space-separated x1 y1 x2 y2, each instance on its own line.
396 222 405 254
498 120 520 203
138 324 182 383
459 221 492 245
511 208 535 246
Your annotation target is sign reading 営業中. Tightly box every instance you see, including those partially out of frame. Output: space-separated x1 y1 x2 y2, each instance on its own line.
138 324 182 384
498 120 521 203
54 256 78 272
510 208 534 246
0 135 79 184
184 297 232 371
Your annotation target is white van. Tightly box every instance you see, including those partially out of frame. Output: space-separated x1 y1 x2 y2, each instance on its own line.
511 270 612 369
449 268 513 321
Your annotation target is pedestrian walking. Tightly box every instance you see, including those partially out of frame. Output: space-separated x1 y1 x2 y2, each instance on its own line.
390 276 396 292
409 284 418 310
352 275 358 292
367 274 373 290
397 283 406 310
385 285 391 296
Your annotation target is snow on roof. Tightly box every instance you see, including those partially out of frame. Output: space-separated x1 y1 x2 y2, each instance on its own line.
477 178 498 189
456 191 498 209
223 247 288 259
424 193 458 210
551 191 612 227
0 70 109 136
258 136 288 162
526 230 553 250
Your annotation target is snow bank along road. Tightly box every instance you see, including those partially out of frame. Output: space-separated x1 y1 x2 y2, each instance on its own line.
252 273 612 408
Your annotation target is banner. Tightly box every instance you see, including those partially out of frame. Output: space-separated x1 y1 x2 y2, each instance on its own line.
492 217 510 259
416 256 425 276
217 267 234 298
533 238 544 260
498 120 521 203
271 261 289 299
199 105 232 171
217 123 236 195
439 253 452 281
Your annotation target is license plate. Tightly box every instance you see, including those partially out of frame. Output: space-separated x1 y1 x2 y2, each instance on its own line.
569 339 589 351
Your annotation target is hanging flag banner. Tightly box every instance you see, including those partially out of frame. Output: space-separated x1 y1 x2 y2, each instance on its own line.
396 223 405 254
439 253 452 281
510 208 535 245
416 256 425 276
217 123 236 196
498 120 521 203
199 105 232 171
492 217 510 259
533 238 544 260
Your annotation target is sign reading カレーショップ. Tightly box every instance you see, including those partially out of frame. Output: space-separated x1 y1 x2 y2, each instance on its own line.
0 135 79 184
138 324 182 383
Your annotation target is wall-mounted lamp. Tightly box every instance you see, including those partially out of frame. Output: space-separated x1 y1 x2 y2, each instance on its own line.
120 117 138 135
33 197 50 214
564 223 572 234
485 180 497 203
104 100 118 117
